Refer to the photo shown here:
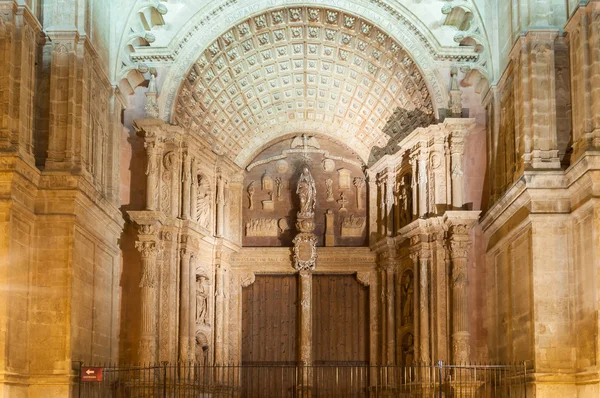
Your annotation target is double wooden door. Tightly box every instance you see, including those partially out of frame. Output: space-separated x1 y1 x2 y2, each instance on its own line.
242 274 369 397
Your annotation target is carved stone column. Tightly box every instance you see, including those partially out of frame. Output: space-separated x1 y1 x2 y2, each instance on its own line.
449 234 470 363
145 139 162 211
566 3 600 160
182 151 191 220
386 171 396 236
188 253 197 361
214 243 229 365
216 174 226 237
137 240 160 363
410 156 418 219
129 211 165 364
299 270 312 365
171 148 181 218
190 157 198 221
298 269 313 394
367 171 378 244
450 136 465 209
511 30 561 169
179 248 192 361
444 211 480 364
418 251 430 363
410 239 430 363
45 30 80 171
417 151 429 218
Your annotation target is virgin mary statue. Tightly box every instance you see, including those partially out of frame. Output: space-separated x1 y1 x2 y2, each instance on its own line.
296 167 316 217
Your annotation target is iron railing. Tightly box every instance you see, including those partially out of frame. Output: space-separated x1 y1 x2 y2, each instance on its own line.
76 361 529 397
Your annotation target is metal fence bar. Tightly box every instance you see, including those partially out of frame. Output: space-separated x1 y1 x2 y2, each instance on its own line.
76 361 528 397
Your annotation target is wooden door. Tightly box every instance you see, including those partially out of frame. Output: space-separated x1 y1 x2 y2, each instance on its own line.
312 274 369 396
242 274 298 397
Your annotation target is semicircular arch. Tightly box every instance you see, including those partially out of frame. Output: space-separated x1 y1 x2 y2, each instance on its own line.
166 3 450 167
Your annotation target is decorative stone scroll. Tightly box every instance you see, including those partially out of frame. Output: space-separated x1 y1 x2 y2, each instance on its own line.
245 218 278 237
341 214 366 237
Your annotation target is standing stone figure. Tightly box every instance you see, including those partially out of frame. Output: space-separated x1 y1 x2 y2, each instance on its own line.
275 177 283 201
325 178 334 201
196 175 211 229
296 167 316 217
404 333 415 367
196 275 209 325
401 271 414 325
247 181 255 209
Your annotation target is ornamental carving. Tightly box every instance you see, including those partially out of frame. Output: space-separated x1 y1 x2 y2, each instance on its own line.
293 233 318 271
245 218 278 237
135 240 159 259
401 270 414 325
341 214 366 237
356 271 371 287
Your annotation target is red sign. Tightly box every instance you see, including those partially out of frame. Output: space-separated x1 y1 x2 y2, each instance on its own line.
81 367 103 382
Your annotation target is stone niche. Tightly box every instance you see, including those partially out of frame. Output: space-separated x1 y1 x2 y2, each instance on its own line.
242 135 368 247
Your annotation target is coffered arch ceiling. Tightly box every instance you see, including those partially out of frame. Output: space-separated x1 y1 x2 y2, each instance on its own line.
115 1 491 167
173 6 437 166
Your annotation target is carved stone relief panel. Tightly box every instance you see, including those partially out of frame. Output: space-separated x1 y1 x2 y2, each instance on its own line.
242 135 367 247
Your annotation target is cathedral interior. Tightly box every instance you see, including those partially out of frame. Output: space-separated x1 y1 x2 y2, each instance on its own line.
1 0 599 396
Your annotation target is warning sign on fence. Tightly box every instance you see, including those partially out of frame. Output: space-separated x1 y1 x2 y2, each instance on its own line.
81 367 103 382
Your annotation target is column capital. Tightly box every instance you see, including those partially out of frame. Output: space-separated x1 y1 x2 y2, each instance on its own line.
135 240 160 258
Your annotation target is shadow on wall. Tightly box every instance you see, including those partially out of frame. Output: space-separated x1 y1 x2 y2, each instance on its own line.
368 107 436 166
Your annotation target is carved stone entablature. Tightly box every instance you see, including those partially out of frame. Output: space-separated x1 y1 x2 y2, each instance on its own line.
230 247 376 269
128 210 166 236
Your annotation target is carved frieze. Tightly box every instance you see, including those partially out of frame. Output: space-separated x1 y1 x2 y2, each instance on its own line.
341 214 366 237
245 218 278 237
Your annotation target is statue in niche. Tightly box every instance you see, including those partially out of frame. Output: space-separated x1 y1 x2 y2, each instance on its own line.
401 271 414 325
325 178 334 201
403 333 415 367
195 332 210 366
296 167 316 217
196 175 211 229
275 177 283 201
196 275 209 325
247 181 255 209
399 179 411 225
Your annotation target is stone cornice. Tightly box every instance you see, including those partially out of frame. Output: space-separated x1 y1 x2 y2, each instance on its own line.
482 152 600 240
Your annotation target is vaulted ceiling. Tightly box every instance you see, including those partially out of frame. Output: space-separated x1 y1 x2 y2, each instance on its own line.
173 7 435 165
